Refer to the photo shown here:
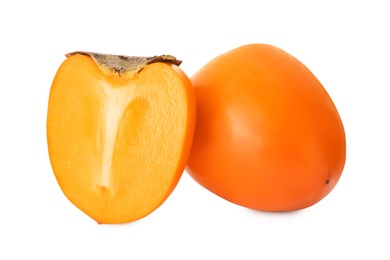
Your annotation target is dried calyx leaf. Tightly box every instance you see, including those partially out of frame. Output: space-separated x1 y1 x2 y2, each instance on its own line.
66 51 182 76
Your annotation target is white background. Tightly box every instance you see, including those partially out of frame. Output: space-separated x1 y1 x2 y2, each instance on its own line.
1 0 389 259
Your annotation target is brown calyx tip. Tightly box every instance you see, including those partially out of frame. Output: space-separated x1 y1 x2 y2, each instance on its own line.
65 51 182 75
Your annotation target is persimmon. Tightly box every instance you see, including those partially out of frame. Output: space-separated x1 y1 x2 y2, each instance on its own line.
47 52 196 224
187 44 346 211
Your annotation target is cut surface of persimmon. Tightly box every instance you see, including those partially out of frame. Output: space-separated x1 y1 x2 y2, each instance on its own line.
47 52 195 224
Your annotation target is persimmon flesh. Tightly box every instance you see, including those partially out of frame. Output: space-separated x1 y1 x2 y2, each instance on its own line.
47 52 195 224
187 44 346 211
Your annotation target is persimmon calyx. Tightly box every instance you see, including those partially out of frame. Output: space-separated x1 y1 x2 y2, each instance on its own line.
66 51 182 77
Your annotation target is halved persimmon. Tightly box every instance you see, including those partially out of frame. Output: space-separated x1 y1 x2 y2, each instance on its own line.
47 52 196 224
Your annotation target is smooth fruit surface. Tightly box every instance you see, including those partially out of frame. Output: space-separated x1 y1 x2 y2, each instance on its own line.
187 44 346 211
47 53 196 223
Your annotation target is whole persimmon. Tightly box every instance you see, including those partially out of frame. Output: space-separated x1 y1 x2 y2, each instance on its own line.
186 44 346 211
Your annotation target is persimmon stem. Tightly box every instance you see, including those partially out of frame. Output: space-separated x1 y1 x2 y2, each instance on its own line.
66 52 181 76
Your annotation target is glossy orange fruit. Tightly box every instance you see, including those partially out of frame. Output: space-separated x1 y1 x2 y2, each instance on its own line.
187 44 346 211
47 52 196 223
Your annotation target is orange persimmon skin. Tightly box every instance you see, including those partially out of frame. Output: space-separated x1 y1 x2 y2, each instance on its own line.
187 44 346 211
47 54 196 223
